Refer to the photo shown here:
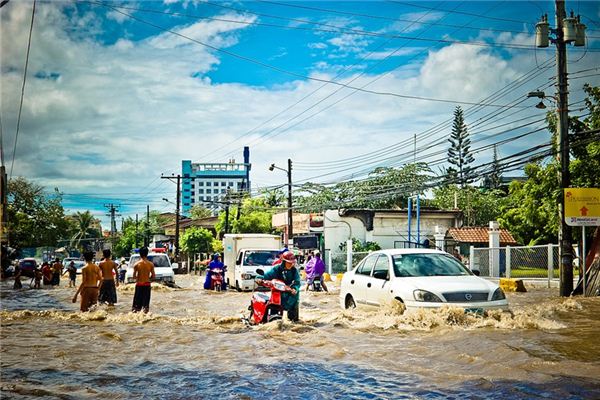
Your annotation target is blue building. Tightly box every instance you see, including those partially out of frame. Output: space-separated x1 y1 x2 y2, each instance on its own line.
181 147 250 215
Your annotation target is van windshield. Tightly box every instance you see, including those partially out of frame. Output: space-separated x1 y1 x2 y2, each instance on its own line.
243 250 280 266
129 255 171 269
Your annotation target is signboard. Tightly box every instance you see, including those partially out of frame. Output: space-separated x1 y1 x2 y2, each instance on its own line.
564 188 600 226
293 235 319 250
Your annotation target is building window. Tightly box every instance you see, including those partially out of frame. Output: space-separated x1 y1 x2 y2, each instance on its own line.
237 182 242 188
221 182 226 186
207 189 211 194
198 189 204 194
206 182 211 187
221 189 226 194
198 182 204 186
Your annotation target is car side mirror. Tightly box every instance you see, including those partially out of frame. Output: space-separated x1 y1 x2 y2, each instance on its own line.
472 269 480 276
256 268 265 276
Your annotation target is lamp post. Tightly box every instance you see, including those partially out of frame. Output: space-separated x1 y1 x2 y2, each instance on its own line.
269 159 293 246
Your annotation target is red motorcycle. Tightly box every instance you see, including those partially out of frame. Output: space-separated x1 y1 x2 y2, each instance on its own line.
243 270 292 325
210 268 224 291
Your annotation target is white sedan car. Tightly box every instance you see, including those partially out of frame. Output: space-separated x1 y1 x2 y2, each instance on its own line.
340 249 508 313
125 253 175 284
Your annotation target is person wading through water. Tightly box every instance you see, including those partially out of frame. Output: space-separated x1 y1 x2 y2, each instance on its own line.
98 249 119 306
131 247 155 313
72 251 103 312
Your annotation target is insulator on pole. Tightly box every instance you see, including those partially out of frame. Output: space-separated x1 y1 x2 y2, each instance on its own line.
536 15 550 48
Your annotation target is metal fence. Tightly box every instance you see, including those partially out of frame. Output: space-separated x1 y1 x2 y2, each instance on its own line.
470 244 561 284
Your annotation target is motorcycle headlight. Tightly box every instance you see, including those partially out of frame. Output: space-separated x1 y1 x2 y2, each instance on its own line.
491 288 506 301
413 289 443 302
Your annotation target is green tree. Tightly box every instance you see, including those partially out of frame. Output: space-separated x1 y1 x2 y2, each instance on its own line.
432 185 507 227
447 106 475 187
6 177 70 249
483 145 502 190
189 205 212 220
180 227 214 255
296 163 431 211
112 223 139 257
216 197 277 235
497 84 599 245
69 211 101 250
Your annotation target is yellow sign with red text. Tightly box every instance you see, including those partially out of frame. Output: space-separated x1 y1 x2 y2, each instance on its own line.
564 188 600 226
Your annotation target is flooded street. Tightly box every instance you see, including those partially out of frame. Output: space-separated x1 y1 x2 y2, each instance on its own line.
2 275 600 399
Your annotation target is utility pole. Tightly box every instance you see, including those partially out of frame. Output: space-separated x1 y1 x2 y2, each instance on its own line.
533 2 586 296
269 160 293 246
161 174 182 262
287 158 293 246
135 214 139 248
556 0 573 296
104 203 120 237
146 205 150 247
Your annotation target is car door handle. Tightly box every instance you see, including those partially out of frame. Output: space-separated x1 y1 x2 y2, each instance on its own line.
367 282 371 288
351 280 354 284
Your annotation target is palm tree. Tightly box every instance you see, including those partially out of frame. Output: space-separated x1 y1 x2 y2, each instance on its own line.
70 211 100 250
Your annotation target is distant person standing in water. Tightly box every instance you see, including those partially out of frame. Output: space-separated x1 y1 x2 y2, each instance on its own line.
98 249 119 306
51 258 63 286
63 261 77 288
13 263 22 289
131 247 155 313
73 251 103 312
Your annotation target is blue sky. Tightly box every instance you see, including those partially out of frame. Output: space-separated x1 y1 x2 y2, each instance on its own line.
1 0 599 230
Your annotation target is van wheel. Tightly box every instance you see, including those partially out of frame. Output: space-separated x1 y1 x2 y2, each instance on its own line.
235 280 242 292
345 294 356 309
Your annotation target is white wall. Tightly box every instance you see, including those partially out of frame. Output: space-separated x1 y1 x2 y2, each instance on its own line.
324 210 460 251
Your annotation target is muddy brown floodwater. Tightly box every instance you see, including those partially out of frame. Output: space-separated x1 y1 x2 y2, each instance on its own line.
1 275 600 399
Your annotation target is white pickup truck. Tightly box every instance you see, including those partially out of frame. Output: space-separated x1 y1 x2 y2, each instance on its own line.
223 234 281 291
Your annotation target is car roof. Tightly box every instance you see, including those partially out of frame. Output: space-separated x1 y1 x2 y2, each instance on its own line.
368 248 447 256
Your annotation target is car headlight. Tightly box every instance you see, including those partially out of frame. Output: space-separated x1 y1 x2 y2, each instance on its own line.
491 288 506 301
242 273 253 280
413 289 443 302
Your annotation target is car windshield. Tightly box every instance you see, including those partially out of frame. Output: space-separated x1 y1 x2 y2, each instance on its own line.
129 255 171 269
243 250 280 266
20 260 36 268
392 253 472 277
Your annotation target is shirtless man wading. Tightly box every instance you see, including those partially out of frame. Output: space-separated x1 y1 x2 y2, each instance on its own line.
98 249 119 306
73 251 103 312
132 247 155 313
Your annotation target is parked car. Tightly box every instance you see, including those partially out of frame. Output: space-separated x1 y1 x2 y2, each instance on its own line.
125 252 175 284
18 258 37 278
339 249 508 313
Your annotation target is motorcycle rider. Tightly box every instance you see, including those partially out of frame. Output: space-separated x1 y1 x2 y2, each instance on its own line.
271 247 289 266
256 251 300 322
203 253 226 290
304 251 328 292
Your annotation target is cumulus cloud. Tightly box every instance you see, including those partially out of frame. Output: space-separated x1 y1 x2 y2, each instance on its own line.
2 1 597 225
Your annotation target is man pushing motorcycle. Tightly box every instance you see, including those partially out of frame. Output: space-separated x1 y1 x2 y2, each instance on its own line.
255 250 300 322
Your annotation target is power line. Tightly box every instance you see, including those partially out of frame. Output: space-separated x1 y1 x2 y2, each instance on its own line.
9 0 35 179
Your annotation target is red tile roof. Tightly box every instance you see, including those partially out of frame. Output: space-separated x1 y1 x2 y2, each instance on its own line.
447 227 517 245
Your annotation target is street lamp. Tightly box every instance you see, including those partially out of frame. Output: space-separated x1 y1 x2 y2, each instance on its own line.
269 159 293 246
527 91 557 110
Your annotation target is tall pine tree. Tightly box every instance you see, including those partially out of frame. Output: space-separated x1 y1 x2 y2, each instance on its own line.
447 106 475 187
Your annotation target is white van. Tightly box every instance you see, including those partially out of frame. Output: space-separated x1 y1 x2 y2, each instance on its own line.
223 234 281 291
125 252 175 284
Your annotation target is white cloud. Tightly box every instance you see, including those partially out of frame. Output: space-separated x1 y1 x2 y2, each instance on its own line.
3 1 598 228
